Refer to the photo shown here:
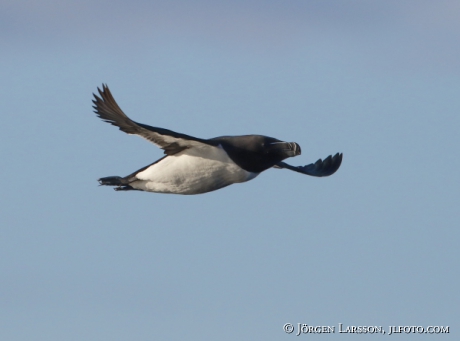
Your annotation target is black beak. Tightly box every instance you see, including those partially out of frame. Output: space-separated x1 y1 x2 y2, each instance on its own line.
284 142 301 156
290 142 301 156
270 142 301 157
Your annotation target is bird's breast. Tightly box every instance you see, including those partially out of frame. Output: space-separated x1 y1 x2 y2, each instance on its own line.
132 147 258 194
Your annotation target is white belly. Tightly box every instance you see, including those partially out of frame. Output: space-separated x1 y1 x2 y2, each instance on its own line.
131 147 258 194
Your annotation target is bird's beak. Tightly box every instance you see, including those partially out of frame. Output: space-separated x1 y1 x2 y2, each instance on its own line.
287 142 301 157
270 142 301 157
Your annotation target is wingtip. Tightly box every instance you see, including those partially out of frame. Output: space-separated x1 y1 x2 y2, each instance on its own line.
302 152 343 177
334 152 343 166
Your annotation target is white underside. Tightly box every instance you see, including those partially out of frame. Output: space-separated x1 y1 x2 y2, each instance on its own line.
131 146 258 194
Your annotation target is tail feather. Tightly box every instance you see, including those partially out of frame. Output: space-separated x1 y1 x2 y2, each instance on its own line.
98 176 127 186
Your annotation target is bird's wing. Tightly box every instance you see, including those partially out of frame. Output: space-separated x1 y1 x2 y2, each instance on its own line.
274 153 343 177
92 84 217 155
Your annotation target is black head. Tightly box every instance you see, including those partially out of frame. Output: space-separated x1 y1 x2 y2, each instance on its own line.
212 135 301 173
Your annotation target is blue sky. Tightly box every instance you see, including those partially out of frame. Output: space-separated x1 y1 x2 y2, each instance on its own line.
1 1 459 340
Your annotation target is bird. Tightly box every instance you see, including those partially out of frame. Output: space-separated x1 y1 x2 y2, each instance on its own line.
92 84 342 195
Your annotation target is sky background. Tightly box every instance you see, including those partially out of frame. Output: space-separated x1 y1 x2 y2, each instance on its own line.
1 1 459 340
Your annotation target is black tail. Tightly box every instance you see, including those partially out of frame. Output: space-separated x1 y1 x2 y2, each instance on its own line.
98 176 127 186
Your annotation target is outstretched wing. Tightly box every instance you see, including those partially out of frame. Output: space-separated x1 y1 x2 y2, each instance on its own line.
92 84 217 155
275 153 343 177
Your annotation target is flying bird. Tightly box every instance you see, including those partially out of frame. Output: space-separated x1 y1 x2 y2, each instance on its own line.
93 85 342 195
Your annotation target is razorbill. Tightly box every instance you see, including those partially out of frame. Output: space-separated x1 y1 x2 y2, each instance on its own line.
93 84 342 195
